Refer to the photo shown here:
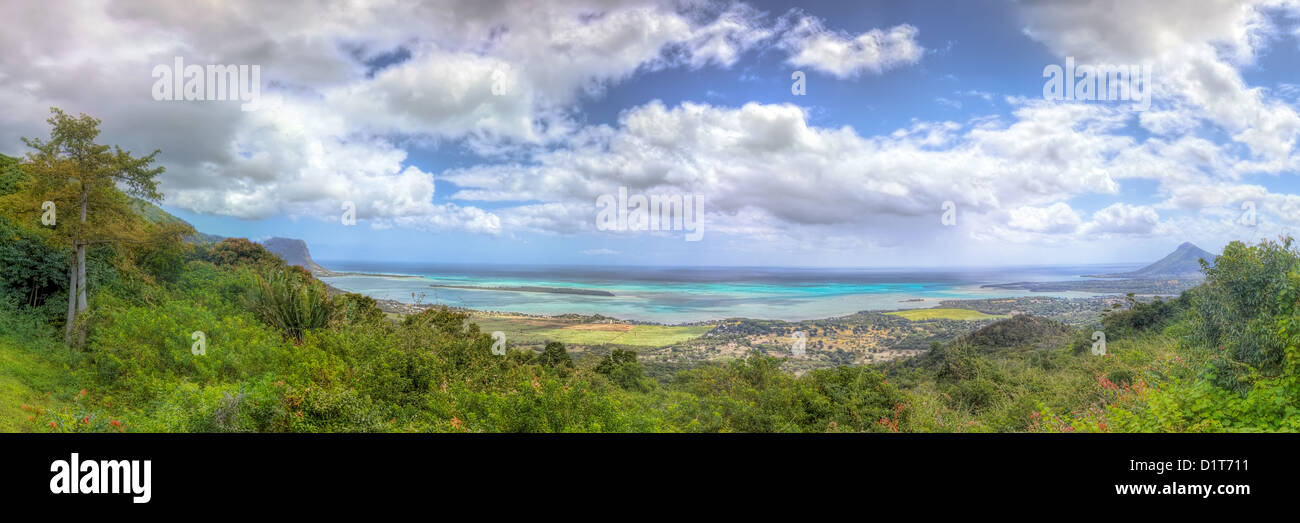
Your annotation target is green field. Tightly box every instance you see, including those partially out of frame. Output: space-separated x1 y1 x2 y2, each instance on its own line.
469 314 713 347
885 308 1007 321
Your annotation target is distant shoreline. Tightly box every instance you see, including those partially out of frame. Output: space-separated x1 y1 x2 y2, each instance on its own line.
321 270 615 296
318 267 1168 325
982 277 1201 294
321 271 424 279
428 283 615 297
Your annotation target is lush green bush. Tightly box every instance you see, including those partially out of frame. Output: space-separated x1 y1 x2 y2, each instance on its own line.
134 237 190 284
83 295 289 403
1189 238 1297 384
204 237 283 268
596 348 651 392
247 268 333 342
960 314 1071 349
0 154 24 196
332 292 385 326
539 341 573 369
0 217 66 308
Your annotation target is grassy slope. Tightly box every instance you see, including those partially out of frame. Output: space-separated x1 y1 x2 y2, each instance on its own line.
900 332 1187 432
0 322 75 432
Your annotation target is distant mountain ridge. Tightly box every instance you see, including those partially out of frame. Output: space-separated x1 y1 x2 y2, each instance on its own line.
984 242 1218 294
1088 242 1216 279
260 237 334 276
127 197 223 243
123 201 336 277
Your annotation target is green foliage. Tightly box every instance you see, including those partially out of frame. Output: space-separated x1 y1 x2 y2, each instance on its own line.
539 341 573 369
960 314 1072 349
0 217 66 307
1189 238 1297 382
1102 294 1185 339
22 108 163 203
134 235 189 283
247 268 334 342
401 306 471 334
7 108 172 344
0 154 25 196
0 305 81 432
1037 237 1300 432
662 354 908 432
332 293 385 326
205 237 283 268
595 348 650 392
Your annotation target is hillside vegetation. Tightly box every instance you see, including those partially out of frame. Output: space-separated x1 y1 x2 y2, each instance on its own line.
1 114 1297 432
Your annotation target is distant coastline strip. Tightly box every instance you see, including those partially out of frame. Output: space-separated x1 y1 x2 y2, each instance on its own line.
320 271 614 296
429 284 615 297
325 271 424 279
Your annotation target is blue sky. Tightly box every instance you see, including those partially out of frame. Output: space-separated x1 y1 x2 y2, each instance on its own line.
4 0 1299 267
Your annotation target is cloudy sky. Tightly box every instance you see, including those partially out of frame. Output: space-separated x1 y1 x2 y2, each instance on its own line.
3 0 1299 267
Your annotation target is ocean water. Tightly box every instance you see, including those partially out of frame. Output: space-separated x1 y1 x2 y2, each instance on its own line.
318 262 1143 324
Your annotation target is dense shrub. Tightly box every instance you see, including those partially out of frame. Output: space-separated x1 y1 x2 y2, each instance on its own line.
1189 238 1297 385
539 341 573 369
595 348 650 392
0 154 24 196
960 314 1072 349
0 217 66 307
205 238 283 268
247 268 334 342
332 293 385 326
1101 294 1185 338
134 237 190 284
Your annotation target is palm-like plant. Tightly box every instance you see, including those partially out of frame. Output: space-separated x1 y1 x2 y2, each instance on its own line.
247 268 332 342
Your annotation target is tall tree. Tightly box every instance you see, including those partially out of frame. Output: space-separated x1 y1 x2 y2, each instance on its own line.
19 108 164 343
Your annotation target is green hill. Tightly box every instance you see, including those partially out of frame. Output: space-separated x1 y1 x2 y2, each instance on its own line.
127 197 223 243
986 242 1219 294
957 314 1073 350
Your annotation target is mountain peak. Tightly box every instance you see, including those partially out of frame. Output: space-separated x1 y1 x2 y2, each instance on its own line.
259 237 333 276
1101 242 1216 279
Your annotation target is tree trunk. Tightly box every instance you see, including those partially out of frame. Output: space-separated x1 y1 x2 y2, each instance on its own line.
64 255 78 345
76 243 87 311
66 188 90 347
75 242 87 347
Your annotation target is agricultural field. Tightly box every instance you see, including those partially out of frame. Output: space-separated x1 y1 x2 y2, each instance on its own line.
468 313 714 348
885 308 1008 321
